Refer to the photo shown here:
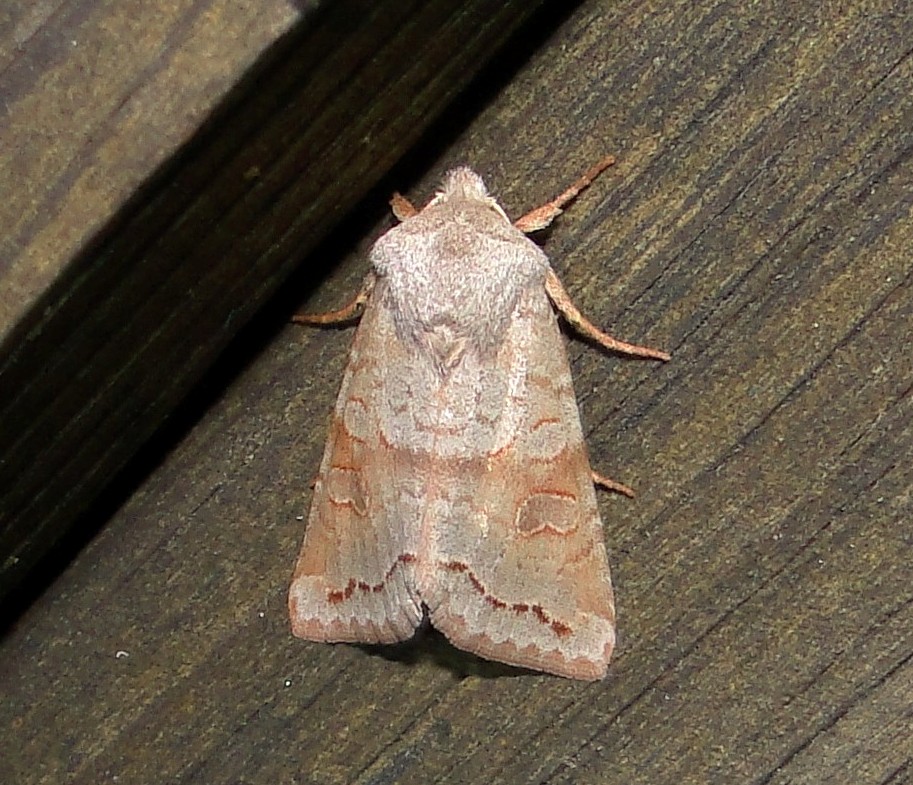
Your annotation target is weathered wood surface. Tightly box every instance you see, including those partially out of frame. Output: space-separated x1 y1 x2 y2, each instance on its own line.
2 1 912 783
0 0 548 602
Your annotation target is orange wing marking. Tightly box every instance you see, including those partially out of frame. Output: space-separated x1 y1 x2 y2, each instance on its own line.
441 560 575 639
326 553 417 604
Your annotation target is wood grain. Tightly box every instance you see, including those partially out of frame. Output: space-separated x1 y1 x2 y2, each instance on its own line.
1 0 911 783
0 0 548 602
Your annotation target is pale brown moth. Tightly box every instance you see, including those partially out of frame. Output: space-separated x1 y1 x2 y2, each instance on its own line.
288 157 669 680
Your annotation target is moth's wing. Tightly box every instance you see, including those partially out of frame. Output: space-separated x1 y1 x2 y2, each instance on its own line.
419 286 616 680
289 282 424 644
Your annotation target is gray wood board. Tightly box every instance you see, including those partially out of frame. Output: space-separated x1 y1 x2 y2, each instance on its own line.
2 1 911 783
0 0 548 603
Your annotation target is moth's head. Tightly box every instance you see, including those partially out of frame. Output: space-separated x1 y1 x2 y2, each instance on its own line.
429 167 510 222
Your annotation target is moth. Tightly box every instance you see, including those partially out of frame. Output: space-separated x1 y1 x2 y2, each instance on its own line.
288 157 669 679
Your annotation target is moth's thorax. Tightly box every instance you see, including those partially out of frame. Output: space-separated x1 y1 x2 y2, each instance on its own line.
370 185 549 361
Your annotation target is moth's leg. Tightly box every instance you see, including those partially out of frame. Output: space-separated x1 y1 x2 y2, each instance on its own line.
513 154 617 233
292 273 376 326
592 471 635 498
390 192 419 221
545 270 671 361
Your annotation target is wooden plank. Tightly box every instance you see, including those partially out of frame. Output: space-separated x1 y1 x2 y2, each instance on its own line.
1 0 911 783
0 0 549 601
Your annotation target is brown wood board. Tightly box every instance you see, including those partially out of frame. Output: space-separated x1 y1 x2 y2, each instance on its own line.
1 1 912 783
0 0 549 602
